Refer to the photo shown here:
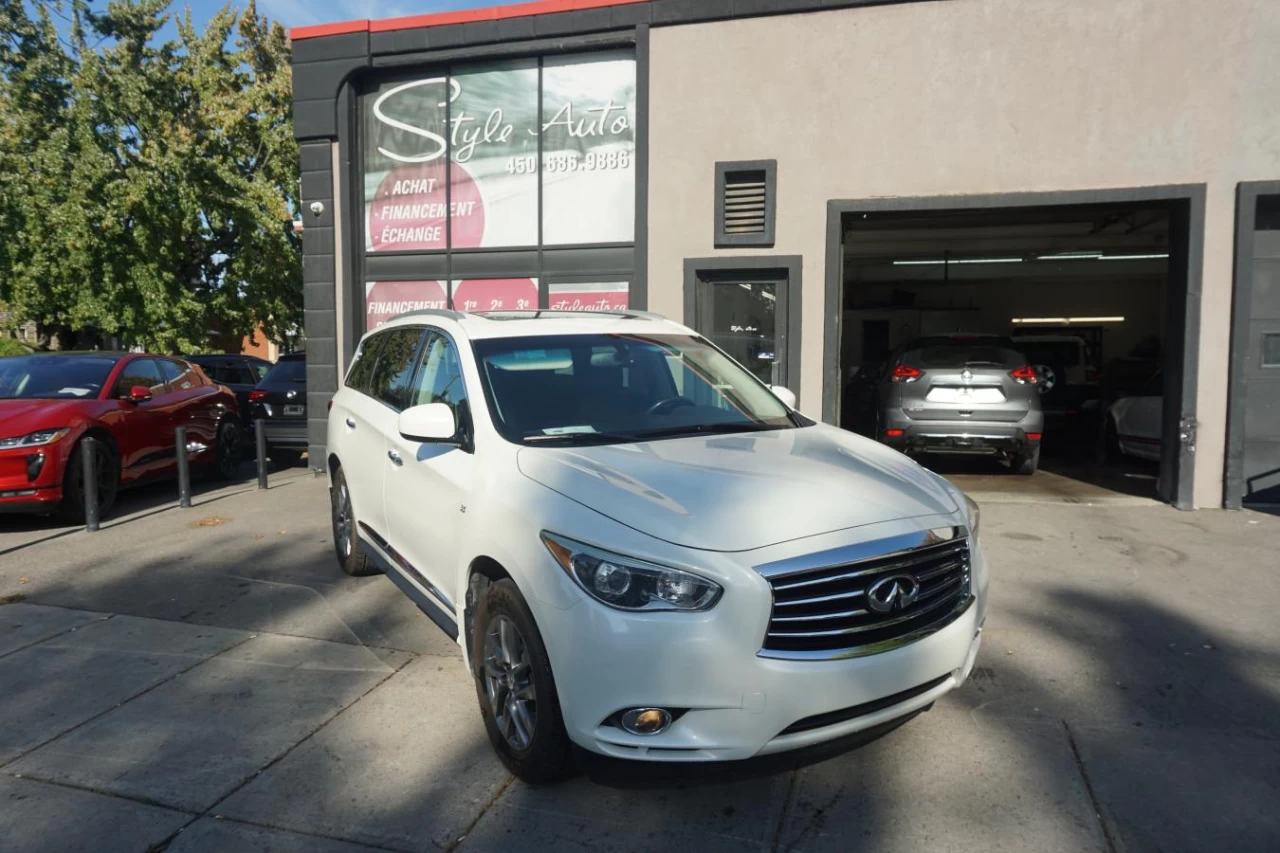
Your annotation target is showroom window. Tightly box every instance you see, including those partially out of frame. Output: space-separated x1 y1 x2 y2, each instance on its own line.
359 49 637 332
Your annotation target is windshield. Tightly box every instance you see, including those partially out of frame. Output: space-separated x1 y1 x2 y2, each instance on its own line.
473 333 800 445
0 355 117 400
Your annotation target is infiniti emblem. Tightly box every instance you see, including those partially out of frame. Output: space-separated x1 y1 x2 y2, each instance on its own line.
866 574 921 614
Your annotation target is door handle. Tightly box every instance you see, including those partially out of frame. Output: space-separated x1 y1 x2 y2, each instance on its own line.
345 418 356 429
387 449 403 466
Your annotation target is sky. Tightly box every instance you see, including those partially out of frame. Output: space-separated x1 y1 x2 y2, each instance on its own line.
186 0 519 31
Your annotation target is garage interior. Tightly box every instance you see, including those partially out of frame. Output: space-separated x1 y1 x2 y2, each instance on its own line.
836 202 1186 504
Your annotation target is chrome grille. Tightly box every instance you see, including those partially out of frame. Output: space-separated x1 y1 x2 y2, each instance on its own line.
760 530 972 659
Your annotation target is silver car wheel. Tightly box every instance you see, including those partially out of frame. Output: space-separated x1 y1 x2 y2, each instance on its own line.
483 614 536 751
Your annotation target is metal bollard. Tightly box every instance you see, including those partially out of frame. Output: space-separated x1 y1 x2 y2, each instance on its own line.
82 437 100 532
175 426 191 509
255 418 268 490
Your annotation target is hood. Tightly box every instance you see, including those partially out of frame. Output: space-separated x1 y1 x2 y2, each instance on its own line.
0 399 92 438
517 424 958 552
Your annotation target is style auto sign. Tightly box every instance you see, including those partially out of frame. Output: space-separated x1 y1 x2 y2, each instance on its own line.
365 56 636 252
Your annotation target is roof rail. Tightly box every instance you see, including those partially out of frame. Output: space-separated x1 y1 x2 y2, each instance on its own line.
468 308 669 321
393 308 467 321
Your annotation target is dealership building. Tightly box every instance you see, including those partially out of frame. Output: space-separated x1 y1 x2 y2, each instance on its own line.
290 0 1280 509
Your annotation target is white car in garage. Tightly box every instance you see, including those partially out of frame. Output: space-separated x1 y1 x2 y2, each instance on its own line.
1104 370 1163 461
326 308 987 783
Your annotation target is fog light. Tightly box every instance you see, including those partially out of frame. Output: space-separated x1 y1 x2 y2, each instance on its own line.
620 708 672 736
27 452 46 481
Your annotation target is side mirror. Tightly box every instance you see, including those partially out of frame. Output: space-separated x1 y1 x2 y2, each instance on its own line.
128 385 153 404
771 386 797 409
398 403 458 443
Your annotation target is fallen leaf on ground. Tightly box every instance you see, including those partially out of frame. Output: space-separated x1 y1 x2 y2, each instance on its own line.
277 530 287 535
195 517 226 528
253 534 265 541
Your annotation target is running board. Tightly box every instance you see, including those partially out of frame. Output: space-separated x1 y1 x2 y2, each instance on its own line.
358 522 458 640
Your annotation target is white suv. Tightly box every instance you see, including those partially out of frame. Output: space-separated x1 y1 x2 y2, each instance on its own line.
327 309 987 782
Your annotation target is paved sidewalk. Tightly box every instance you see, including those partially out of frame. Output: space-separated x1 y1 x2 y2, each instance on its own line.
1 476 1278 852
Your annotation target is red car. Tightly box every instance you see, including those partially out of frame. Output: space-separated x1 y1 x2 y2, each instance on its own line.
0 352 243 520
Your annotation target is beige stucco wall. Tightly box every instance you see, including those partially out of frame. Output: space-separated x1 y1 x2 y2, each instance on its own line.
647 0 1280 507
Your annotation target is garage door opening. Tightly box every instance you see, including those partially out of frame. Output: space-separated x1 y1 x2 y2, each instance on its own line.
827 192 1201 507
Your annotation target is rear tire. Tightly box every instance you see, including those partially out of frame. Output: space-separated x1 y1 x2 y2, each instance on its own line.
331 468 379 577
57 437 119 523
472 579 572 784
211 420 242 481
1010 446 1040 475
269 448 303 469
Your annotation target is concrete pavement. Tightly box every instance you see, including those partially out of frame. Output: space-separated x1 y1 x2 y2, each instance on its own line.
1 473 1278 852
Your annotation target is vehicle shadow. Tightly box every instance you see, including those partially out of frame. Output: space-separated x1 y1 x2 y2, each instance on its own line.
2 506 1279 852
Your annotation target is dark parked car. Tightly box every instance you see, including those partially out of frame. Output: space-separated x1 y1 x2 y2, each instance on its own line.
875 335 1044 474
0 352 241 519
183 354 272 434
250 352 307 468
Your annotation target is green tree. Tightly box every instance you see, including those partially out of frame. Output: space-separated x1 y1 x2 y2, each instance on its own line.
0 0 299 352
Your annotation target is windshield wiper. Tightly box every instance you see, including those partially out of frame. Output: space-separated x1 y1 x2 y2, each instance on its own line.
523 431 639 445
631 423 781 441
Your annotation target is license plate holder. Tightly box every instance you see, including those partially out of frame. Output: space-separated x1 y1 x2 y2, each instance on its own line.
283 404 304 417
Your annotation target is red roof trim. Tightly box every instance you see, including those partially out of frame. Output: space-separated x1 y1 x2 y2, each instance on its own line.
291 0 652 41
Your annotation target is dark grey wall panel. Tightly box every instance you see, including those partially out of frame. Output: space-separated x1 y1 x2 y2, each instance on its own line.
364 253 451 280
293 58 370 102
304 280 336 311
451 250 542 278
303 226 334 257
294 99 338 142
293 31 369 64
299 142 332 172
304 308 337 339
541 247 635 276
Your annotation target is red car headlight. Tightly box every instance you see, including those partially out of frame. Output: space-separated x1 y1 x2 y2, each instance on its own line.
0 428 70 448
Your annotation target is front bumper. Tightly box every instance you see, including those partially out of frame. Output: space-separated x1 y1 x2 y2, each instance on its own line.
0 444 65 513
536 518 988 762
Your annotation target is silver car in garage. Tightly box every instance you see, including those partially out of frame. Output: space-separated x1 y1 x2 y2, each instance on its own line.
875 335 1045 474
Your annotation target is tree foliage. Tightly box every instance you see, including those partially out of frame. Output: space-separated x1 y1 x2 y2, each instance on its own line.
0 0 299 352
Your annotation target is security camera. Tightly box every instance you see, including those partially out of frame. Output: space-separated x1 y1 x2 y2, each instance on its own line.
309 201 325 216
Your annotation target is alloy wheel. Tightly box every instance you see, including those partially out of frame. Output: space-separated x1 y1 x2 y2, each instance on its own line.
334 483 352 557
483 614 537 750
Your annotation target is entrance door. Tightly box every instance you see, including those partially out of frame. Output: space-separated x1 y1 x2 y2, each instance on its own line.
688 265 798 393
1228 186 1280 508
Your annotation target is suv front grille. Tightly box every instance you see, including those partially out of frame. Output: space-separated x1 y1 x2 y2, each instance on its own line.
761 534 972 659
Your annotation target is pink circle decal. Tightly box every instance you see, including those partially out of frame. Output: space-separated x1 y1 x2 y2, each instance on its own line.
365 280 448 328
368 162 485 251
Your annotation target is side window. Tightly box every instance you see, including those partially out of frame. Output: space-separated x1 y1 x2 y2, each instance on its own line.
114 359 166 399
346 334 386 395
159 359 201 392
231 362 256 385
369 328 425 410
250 361 271 382
410 332 468 418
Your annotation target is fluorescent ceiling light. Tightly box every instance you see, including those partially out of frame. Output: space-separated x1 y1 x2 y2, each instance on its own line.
1097 253 1169 261
892 257 1023 266
1012 316 1125 324
1036 251 1103 260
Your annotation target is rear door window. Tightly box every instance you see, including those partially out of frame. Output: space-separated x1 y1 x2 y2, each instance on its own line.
368 328 426 410
159 359 202 392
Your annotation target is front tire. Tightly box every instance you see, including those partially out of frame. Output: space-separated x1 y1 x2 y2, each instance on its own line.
331 468 379 577
57 437 120 523
472 579 572 784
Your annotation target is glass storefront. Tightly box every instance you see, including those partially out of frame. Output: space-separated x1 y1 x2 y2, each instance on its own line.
360 49 636 330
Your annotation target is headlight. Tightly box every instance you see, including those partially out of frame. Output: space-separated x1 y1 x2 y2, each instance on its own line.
0 428 70 448
964 494 981 538
541 533 723 612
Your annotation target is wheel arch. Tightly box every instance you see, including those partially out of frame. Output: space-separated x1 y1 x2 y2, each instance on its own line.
463 556 515 667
